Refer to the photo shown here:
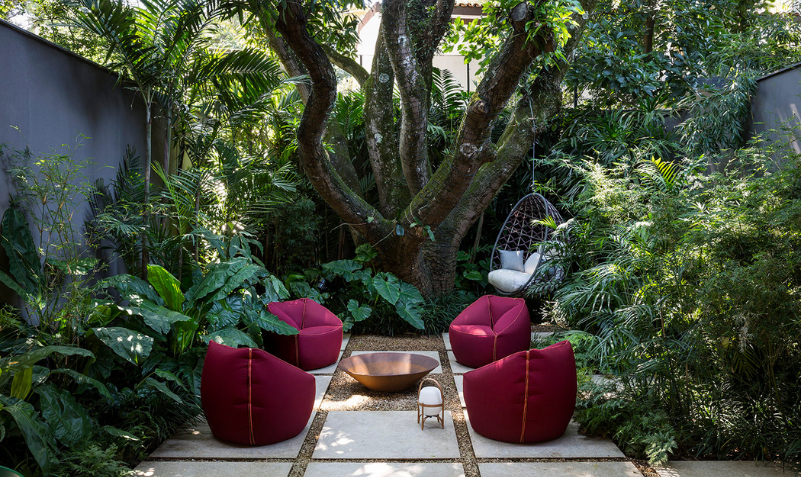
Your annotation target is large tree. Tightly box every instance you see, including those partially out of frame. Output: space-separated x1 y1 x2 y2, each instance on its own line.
238 0 596 297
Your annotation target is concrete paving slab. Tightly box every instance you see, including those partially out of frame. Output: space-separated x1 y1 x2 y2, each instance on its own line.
453 375 465 407
446 351 475 375
442 332 451 350
655 461 790 477
342 333 350 350
149 415 314 459
304 462 465 477
133 462 292 477
480 462 642 477
351 351 443 374
308 351 344 374
315 375 332 409
313 411 460 459
465 413 624 458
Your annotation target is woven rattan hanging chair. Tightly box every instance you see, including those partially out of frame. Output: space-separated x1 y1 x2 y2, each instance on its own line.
488 193 565 297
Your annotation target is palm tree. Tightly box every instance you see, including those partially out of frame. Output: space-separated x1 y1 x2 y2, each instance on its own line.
71 0 285 276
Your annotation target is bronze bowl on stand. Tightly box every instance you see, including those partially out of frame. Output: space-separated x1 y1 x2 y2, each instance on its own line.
337 352 439 392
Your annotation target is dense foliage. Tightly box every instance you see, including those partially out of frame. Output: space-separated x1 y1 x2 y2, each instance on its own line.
2 0 801 474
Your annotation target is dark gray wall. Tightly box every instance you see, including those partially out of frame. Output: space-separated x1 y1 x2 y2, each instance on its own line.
750 65 801 153
0 20 150 300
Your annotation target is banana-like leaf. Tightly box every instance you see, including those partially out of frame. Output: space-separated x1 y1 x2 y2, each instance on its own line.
147 264 185 312
117 303 192 335
266 275 290 300
201 328 258 348
207 264 266 303
0 271 33 303
93 327 153 365
10 367 32 400
36 384 92 447
5 346 95 371
49 369 112 398
185 257 248 303
257 309 299 335
142 377 183 403
154 369 186 391
99 274 163 306
103 425 140 441
373 273 401 305
0 395 56 474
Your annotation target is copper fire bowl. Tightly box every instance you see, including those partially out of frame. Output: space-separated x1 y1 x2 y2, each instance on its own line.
337 352 439 392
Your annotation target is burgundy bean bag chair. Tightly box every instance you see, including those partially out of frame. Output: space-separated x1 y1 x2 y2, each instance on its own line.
464 341 577 443
263 298 343 371
449 295 531 368
201 341 314 446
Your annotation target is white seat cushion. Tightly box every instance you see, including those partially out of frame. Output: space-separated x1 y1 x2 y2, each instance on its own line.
488 269 533 293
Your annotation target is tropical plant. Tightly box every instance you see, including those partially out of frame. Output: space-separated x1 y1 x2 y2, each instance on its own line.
284 244 428 334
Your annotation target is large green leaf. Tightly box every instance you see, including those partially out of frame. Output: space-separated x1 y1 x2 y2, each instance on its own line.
201 327 258 348
257 309 299 335
0 396 56 474
0 207 41 296
0 271 33 303
347 299 372 323
185 257 249 303
49 369 112 398
147 265 184 311
142 377 183 403
99 274 163 306
36 384 92 447
396 303 425 330
4 346 95 371
322 260 363 281
207 264 266 302
10 367 32 400
93 327 153 365
373 273 401 305
117 303 192 335
206 296 243 332
103 425 140 441
266 275 290 300
397 281 425 306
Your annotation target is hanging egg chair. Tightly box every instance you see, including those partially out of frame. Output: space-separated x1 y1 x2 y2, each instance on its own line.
486 113 566 297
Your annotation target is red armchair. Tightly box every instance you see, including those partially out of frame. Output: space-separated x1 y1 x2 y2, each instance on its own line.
449 295 531 368
263 298 343 370
201 341 314 446
464 341 577 443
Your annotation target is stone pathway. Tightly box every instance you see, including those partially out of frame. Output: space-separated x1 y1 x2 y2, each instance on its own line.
133 331 793 477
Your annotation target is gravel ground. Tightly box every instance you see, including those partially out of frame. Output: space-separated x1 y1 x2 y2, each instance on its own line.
287 332 653 477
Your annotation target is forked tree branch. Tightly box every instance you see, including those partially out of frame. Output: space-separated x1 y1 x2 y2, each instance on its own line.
445 0 599 240
273 0 392 243
402 2 553 229
364 30 411 217
322 44 369 86
263 20 363 198
381 0 432 196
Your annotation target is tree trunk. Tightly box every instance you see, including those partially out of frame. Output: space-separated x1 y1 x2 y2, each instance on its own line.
264 0 597 298
142 101 152 279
